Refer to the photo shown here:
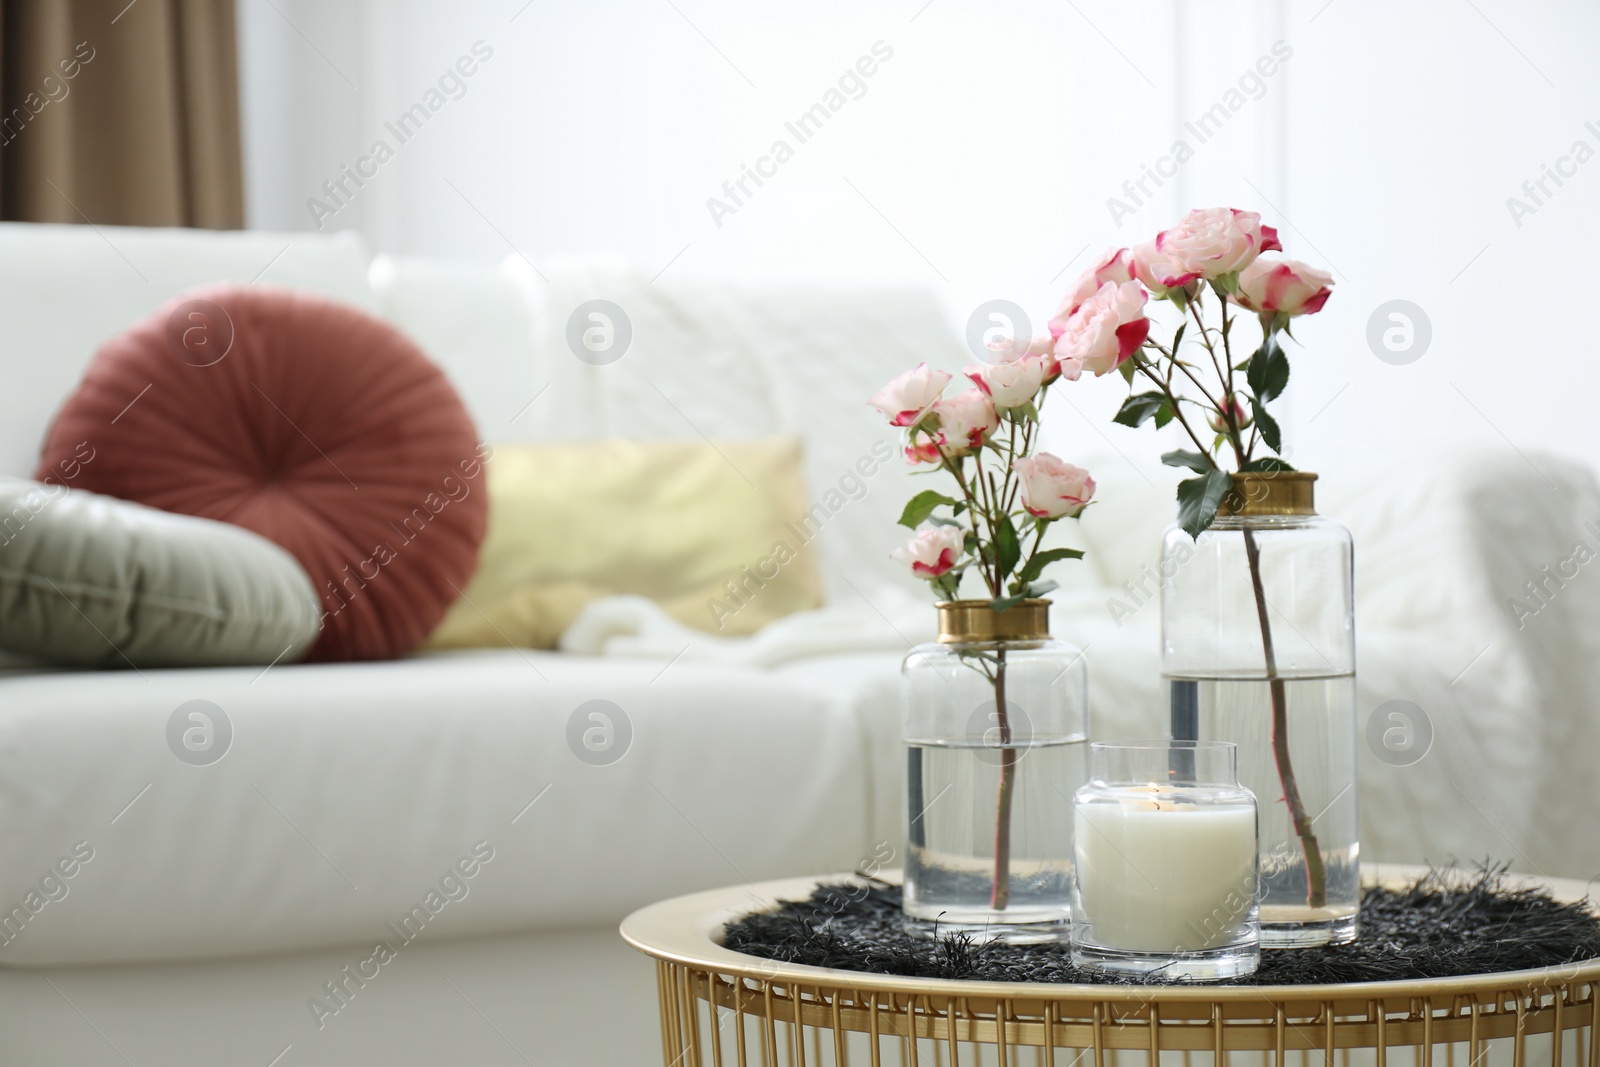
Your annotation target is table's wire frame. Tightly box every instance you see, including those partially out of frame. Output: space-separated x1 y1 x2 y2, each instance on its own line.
654 958 1599 1067
624 870 1600 1067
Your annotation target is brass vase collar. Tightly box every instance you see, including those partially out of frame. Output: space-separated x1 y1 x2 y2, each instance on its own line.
1219 471 1317 517
936 600 1051 643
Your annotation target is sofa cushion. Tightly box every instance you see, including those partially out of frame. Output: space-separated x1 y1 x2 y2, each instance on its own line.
424 438 823 649
34 285 488 661
0 223 376 479
0 650 884 966
495 257 976 606
0 480 320 668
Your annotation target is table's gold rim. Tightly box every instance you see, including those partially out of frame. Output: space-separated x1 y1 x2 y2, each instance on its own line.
620 864 1600 1001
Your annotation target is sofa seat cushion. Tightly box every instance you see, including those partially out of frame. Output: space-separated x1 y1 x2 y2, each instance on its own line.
0 650 886 967
34 285 488 661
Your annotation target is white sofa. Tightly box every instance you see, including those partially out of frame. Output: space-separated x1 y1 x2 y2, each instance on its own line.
0 222 1597 1067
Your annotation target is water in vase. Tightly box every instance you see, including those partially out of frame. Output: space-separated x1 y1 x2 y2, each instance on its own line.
1171 673 1360 947
903 736 1086 940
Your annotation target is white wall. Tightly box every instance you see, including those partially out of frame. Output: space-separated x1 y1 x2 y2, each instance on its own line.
238 0 1600 479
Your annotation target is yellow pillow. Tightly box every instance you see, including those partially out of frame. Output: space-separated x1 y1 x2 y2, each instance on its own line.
424 438 823 650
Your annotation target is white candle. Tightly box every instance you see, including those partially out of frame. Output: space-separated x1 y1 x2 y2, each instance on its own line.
1074 786 1256 952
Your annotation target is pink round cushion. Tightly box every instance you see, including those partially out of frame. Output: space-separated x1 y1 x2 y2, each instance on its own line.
35 285 488 662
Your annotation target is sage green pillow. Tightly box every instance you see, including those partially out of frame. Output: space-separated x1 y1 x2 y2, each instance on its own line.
0 480 321 668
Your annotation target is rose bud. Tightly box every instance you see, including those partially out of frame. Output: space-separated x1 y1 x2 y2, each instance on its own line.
930 390 999 455
904 430 942 466
1013 453 1096 519
1232 257 1334 317
1208 395 1253 433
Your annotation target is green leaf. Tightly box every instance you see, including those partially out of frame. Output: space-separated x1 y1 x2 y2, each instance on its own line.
1161 449 1213 475
1246 339 1268 395
1265 351 1289 400
1025 579 1059 597
1171 322 1186 353
1112 392 1170 429
1252 397 1282 452
1175 470 1234 539
1168 287 1189 314
990 594 1026 614
931 573 961 602
1240 456 1296 473
898 490 960 529
1245 336 1290 402
1118 358 1138 385
1016 547 1085 586
1154 403 1174 429
925 516 964 528
995 513 1022 578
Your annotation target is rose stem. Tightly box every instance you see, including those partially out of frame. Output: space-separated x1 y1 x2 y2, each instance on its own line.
991 649 1014 910
1241 526 1327 909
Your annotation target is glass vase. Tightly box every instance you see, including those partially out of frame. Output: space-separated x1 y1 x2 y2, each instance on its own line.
1071 740 1260 980
1160 472 1359 948
900 599 1088 942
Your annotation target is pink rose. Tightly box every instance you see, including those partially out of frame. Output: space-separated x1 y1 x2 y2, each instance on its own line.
1053 280 1150 378
868 363 952 427
964 357 1044 410
1013 454 1095 519
1154 207 1280 281
931 389 999 454
891 525 966 579
904 430 941 466
1028 350 1063 384
984 332 1053 364
1130 238 1199 297
1050 248 1134 336
1232 257 1334 317
1003 336 1063 385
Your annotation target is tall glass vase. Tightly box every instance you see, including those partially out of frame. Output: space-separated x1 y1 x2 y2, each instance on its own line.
900 600 1088 942
1160 472 1359 947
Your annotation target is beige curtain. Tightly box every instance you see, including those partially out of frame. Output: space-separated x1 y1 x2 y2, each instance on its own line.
0 0 243 228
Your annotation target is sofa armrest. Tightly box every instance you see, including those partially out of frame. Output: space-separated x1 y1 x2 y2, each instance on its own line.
1325 448 1600 879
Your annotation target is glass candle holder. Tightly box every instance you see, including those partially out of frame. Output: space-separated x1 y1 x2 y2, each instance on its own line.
1071 741 1259 981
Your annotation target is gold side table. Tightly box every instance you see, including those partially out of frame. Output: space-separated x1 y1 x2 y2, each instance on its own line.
621 866 1600 1067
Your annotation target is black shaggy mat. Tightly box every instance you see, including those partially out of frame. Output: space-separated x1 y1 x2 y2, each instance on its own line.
721 868 1600 985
